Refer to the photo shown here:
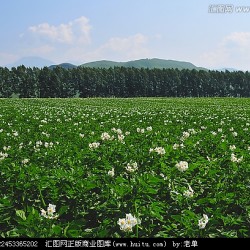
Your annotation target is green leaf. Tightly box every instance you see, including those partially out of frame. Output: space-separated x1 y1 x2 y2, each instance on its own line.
58 206 68 216
16 210 26 221
67 229 80 237
52 225 62 235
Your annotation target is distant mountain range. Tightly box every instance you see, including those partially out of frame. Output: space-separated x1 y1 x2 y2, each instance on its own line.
80 58 208 71
4 56 243 72
49 63 77 70
6 56 54 68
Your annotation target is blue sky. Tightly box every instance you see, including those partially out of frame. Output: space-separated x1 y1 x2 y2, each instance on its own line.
1 0 250 70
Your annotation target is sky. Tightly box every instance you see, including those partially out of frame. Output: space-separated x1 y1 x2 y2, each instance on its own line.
1 0 250 70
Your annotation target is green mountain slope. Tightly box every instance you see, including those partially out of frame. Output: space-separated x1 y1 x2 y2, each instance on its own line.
49 63 77 69
81 58 207 70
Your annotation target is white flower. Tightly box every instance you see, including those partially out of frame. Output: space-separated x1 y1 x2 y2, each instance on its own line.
47 204 56 215
118 134 125 142
198 214 209 229
173 143 179 150
89 142 100 149
41 204 58 219
118 214 139 232
0 152 8 161
116 129 122 135
181 131 190 141
183 185 194 198
155 147 166 155
79 133 85 138
13 131 19 137
40 209 47 218
149 148 154 153
232 132 238 137
108 168 115 177
3 146 11 151
22 159 29 165
126 162 138 173
229 145 236 151
146 126 152 131
160 173 167 180
231 153 243 163
150 147 166 155
101 132 111 141
175 161 188 172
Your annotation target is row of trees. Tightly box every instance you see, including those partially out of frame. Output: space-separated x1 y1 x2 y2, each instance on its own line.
0 65 249 98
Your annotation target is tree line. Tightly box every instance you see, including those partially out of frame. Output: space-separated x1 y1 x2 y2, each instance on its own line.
0 65 249 98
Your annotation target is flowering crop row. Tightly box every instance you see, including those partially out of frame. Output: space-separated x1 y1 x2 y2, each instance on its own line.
0 98 249 237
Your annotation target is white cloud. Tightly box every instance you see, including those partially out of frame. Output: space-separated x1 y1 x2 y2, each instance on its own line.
85 33 150 61
28 16 91 45
223 32 250 47
201 32 250 70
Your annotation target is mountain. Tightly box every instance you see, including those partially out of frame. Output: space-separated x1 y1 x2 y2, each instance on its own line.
81 58 208 71
6 56 54 68
49 63 77 70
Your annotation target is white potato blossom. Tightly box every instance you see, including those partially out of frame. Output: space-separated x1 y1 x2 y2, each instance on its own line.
180 131 190 141
126 161 138 173
108 168 115 177
231 153 243 163
229 145 236 151
188 128 196 134
117 213 140 232
89 142 100 149
79 133 85 138
173 143 184 150
0 152 8 161
232 132 238 137
101 132 111 141
118 134 125 142
116 129 123 135
41 204 58 219
198 214 209 229
3 146 11 151
137 128 145 133
22 159 29 165
175 161 189 172
146 126 152 131
183 185 194 198
150 147 166 155
13 131 19 137
160 173 168 180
